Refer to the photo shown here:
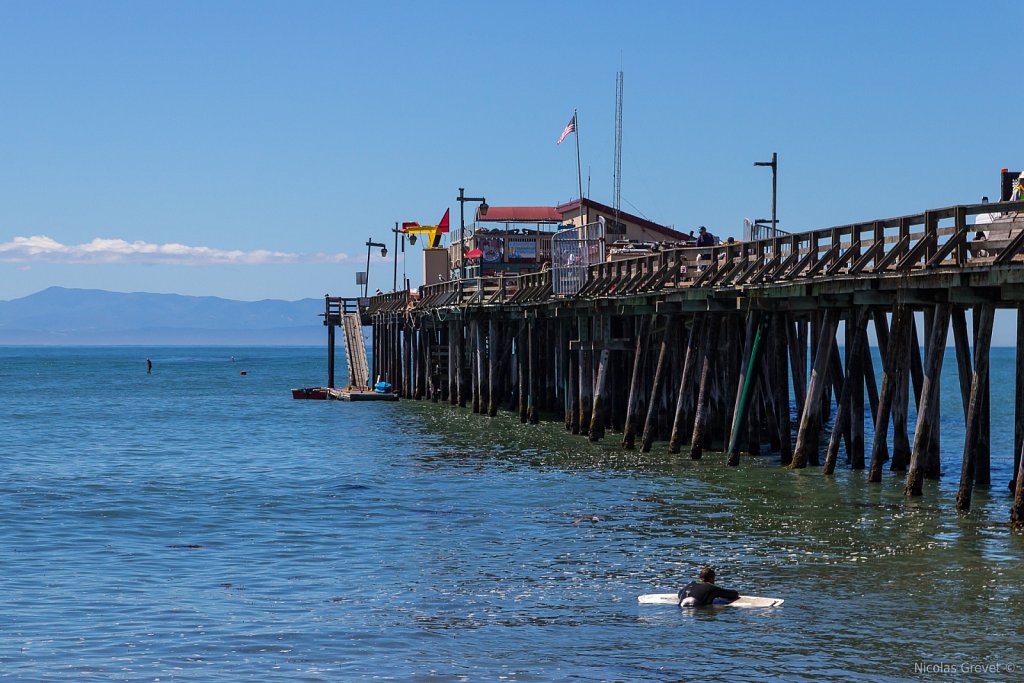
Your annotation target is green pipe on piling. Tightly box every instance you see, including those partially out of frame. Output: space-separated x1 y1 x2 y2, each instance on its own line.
727 317 767 462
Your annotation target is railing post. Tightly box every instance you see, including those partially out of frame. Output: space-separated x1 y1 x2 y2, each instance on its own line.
873 221 885 272
955 206 968 266
924 210 937 263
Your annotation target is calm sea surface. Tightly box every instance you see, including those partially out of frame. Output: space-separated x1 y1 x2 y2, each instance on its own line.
1 346 1023 681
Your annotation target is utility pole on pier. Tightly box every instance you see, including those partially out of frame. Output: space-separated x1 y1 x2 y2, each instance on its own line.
754 152 778 234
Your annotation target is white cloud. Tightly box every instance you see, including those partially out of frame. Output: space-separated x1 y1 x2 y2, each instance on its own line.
0 235 364 266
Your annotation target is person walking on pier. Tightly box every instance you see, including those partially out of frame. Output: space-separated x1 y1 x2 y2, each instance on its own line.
677 567 739 607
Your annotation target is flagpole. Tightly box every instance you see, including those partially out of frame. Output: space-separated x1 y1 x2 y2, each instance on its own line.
574 108 584 225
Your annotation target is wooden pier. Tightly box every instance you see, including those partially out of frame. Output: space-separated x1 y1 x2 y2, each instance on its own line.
333 199 1024 523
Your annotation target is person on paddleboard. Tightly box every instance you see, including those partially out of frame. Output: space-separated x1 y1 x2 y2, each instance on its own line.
677 567 740 607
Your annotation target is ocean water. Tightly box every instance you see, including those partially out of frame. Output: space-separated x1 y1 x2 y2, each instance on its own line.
1 346 1023 682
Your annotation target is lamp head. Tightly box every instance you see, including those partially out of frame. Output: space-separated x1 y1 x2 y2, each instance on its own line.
380 246 388 257
479 200 489 216
408 234 417 245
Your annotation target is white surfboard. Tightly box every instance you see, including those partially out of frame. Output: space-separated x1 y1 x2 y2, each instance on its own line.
638 593 784 607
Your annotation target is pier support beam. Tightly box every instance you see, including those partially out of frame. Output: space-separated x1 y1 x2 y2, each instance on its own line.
590 348 611 441
869 305 909 482
1014 304 1024 492
727 310 765 465
972 307 991 486
528 318 539 424
327 323 336 389
623 315 652 449
905 304 950 496
956 304 994 512
791 308 839 468
690 313 722 460
578 318 593 436
488 319 499 416
669 315 703 454
641 318 674 453
824 308 870 475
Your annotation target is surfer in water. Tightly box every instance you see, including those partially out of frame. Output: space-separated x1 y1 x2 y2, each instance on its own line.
677 567 739 607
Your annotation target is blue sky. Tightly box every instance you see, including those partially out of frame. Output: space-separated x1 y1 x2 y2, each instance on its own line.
1 1 1021 308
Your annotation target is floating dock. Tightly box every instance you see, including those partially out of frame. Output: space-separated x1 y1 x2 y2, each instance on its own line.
292 387 398 401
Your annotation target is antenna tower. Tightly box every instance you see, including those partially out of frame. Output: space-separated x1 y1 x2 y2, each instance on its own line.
613 70 624 224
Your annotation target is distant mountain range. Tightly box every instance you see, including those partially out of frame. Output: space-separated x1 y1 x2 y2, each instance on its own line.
0 287 327 345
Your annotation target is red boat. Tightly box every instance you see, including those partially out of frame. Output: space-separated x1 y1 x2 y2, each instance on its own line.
291 387 330 400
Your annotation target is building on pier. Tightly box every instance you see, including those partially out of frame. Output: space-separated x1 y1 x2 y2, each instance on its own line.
448 197 692 282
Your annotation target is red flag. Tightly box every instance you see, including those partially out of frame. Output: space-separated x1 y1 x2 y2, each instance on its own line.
437 208 450 233
557 114 576 145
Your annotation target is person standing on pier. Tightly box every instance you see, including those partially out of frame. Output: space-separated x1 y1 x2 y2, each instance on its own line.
695 226 715 248
1012 172 1024 202
695 226 715 269
677 567 739 607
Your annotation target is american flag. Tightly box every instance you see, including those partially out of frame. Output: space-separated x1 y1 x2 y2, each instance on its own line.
556 114 576 145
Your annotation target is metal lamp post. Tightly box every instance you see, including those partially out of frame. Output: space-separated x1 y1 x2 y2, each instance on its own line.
753 152 778 234
456 187 488 281
364 238 387 297
390 222 403 292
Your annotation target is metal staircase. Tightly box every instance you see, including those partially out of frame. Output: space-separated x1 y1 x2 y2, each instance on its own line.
341 313 370 389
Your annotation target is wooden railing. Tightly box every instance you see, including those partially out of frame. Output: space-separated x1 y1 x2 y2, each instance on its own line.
376 200 1024 312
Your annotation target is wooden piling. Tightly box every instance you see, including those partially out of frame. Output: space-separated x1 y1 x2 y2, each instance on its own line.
690 313 722 460
623 315 652 449
869 305 909 482
905 304 950 496
590 348 611 441
727 310 765 465
956 304 995 512
772 313 793 465
641 318 674 453
517 322 528 423
791 309 839 469
528 317 539 424
971 307 991 487
669 315 703 454
824 307 869 475
1015 304 1024 492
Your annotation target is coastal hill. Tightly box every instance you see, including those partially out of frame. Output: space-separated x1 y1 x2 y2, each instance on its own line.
0 287 327 345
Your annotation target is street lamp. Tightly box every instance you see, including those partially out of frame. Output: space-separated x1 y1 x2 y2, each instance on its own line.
364 238 387 297
456 187 488 281
390 222 403 292
753 152 778 234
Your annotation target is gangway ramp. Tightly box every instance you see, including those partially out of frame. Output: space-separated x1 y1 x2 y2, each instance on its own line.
341 313 370 389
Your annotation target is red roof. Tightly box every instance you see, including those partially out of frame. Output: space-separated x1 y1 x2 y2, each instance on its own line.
477 206 563 223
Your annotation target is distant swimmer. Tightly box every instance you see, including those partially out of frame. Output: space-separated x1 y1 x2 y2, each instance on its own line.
147 358 152 374
677 567 739 607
